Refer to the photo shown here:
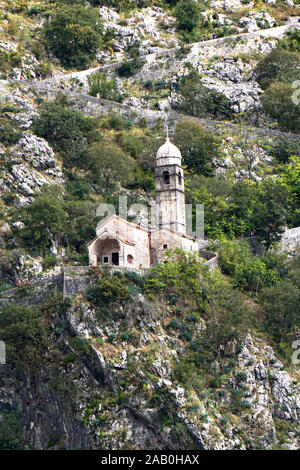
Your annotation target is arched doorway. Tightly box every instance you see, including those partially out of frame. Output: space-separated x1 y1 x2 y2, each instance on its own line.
92 237 121 266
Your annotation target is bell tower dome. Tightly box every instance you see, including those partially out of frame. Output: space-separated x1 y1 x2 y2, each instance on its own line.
155 136 186 234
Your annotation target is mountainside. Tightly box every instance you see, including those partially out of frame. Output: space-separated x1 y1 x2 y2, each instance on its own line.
0 0 300 451
0 263 299 450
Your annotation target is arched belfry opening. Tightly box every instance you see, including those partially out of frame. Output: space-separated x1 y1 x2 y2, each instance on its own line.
162 170 170 185
91 236 120 266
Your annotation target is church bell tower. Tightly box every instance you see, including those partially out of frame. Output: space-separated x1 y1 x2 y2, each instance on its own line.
155 135 186 235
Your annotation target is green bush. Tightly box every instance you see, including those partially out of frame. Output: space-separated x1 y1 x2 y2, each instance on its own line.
218 240 281 293
70 336 91 355
174 119 220 176
218 241 251 276
124 270 145 286
0 404 22 450
255 48 300 90
0 281 13 293
44 5 103 67
267 138 300 164
176 69 233 119
234 258 279 293
259 254 300 351
42 254 57 270
0 119 22 145
20 190 67 251
88 140 135 192
262 81 300 133
32 94 97 168
88 72 123 102
174 0 203 32
87 271 130 308
117 58 145 77
278 30 300 53
0 303 49 371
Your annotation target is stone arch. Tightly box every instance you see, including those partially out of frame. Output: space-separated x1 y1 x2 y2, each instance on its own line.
91 236 121 266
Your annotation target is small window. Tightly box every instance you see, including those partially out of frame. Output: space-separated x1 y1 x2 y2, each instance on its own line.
178 172 182 185
163 244 168 250
103 256 109 264
162 171 170 185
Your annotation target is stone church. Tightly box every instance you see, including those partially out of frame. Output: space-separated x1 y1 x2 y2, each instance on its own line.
88 136 200 269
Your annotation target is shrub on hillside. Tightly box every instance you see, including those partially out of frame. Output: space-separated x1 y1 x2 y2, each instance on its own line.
176 70 233 120
87 271 130 308
44 5 103 67
174 119 220 176
88 141 135 192
254 48 300 90
266 138 300 164
262 81 300 133
0 303 49 371
88 72 123 101
117 57 145 77
32 94 97 169
174 0 203 32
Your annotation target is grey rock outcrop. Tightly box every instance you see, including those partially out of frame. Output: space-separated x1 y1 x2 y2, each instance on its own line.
280 227 300 252
1 132 63 205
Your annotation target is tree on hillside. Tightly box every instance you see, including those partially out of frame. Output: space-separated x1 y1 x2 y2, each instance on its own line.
174 0 202 32
176 70 233 119
88 72 122 101
255 48 300 90
262 81 300 133
174 119 220 176
32 94 98 169
88 142 135 192
44 5 103 67
21 190 67 251
252 181 288 249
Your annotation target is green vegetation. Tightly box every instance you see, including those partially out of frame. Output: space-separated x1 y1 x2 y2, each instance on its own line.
262 82 300 133
174 0 203 33
174 119 220 176
255 45 300 132
175 69 233 120
267 138 300 164
87 269 130 310
259 252 300 360
88 72 123 102
19 185 97 255
1 0 300 451
0 404 23 450
0 115 23 145
44 4 103 68
88 141 135 192
255 49 300 91
32 93 98 169
218 240 280 293
0 303 49 370
186 176 290 243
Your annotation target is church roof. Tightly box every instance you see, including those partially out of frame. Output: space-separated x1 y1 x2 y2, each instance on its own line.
156 138 182 165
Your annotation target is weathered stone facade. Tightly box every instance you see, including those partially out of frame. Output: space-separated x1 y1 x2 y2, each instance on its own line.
88 215 151 270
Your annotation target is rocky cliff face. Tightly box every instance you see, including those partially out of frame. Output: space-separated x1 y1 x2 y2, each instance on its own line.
0 279 299 450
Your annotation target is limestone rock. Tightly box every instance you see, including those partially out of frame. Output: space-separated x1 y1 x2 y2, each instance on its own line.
98 6 120 22
13 133 57 171
280 227 300 252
